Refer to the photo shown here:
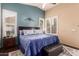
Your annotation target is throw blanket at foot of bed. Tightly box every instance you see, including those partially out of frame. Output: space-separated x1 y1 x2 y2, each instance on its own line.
19 34 59 56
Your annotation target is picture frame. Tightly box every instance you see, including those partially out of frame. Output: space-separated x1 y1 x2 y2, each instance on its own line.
39 18 44 32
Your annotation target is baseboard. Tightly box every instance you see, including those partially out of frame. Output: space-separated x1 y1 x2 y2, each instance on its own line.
61 43 79 50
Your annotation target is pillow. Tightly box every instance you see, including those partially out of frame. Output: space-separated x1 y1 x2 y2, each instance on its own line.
23 30 34 35
19 30 24 35
23 30 27 35
34 30 43 34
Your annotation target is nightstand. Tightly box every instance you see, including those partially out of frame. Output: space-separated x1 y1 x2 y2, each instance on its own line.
3 37 16 48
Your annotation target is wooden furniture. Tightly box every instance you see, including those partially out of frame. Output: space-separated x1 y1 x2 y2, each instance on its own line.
2 9 17 49
3 37 16 48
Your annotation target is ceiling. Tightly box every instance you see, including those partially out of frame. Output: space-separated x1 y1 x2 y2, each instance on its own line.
21 3 58 11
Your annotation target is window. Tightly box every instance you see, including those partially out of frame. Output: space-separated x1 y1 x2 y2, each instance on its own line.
45 16 58 35
2 9 17 37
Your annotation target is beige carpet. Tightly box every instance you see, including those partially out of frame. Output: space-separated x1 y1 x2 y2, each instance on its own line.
63 46 79 56
9 50 24 56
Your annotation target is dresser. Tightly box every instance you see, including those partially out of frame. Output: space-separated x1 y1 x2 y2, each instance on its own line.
3 37 16 48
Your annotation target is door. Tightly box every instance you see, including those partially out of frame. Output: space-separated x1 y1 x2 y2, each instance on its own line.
0 4 1 48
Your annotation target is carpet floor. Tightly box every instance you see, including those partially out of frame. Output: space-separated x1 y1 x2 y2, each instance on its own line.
1 45 79 56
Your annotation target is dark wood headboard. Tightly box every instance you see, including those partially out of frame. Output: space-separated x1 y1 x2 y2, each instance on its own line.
17 26 40 44
18 26 40 35
18 26 40 30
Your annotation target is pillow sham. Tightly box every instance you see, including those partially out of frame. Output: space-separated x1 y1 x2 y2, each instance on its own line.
34 30 43 34
19 30 24 35
23 30 34 35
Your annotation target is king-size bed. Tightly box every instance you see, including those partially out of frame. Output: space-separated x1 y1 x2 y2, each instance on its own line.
18 27 60 56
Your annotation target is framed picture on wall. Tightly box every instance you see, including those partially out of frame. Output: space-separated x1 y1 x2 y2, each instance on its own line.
39 18 44 32
45 16 58 35
45 18 51 34
51 16 58 35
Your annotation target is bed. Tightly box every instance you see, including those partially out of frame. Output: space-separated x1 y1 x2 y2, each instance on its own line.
18 27 59 56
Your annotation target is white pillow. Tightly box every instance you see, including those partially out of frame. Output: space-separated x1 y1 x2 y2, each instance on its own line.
19 30 23 35
34 30 43 34
23 30 27 35
23 30 34 35
39 30 43 34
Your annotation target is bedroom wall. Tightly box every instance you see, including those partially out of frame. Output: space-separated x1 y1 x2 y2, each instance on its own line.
45 3 79 48
2 3 45 27
0 3 45 48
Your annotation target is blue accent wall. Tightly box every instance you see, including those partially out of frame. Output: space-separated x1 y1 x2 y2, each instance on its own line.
0 3 45 48
2 3 45 27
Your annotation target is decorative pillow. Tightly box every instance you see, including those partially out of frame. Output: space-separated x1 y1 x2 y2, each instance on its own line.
23 30 34 35
20 30 24 35
34 30 43 34
20 29 43 35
